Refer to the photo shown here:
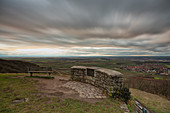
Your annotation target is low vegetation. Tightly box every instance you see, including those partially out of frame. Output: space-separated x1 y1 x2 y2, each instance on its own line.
0 73 37 112
0 73 123 113
1 73 169 113
25 76 54 79
110 87 131 104
0 59 38 73
130 88 170 113
125 77 170 98
1 57 170 112
166 64 170 68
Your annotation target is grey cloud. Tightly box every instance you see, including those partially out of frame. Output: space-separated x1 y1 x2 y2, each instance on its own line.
0 0 170 56
69 47 169 56
1 0 170 37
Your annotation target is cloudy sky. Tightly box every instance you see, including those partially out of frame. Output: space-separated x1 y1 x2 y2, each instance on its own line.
0 0 170 57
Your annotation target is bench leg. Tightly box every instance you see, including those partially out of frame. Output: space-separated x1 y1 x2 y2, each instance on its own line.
30 72 33 76
48 73 51 76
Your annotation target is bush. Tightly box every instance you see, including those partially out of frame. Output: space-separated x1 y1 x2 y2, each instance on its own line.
120 87 131 104
110 87 131 104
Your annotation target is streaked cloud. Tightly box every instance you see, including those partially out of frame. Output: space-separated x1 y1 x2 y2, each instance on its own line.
0 0 170 56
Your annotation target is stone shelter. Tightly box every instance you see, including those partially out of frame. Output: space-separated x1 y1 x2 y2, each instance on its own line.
70 66 124 95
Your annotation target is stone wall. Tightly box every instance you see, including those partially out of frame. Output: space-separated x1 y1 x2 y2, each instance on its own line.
70 66 124 95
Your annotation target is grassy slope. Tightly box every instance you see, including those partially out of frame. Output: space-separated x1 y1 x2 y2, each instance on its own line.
1 73 169 113
0 59 38 73
0 73 123 113
166 65 170 68
130 88 170 113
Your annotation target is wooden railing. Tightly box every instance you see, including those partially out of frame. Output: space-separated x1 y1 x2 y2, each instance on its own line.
134 98 154 113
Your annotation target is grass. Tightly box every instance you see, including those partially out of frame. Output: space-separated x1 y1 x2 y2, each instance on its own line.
0 73 38 113
0 73 123 113
25 76 54 79
55 98 122 113
154 77 159 80
166 65 170 68
1 73 169 113
115 69 145 78
130 88 170 113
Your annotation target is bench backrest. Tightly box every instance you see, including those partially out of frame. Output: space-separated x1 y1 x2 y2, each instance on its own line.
28 67 52 72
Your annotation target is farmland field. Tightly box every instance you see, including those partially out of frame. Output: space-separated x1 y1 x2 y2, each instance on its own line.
4 57 170 78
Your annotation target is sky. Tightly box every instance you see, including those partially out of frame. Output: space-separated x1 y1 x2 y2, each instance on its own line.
0 0 170 57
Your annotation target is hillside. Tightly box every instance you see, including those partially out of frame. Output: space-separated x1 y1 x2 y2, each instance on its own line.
0 73 169 113
130 88 170 113
0 59 38 73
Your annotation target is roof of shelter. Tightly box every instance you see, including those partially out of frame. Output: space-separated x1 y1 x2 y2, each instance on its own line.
71 66 123 77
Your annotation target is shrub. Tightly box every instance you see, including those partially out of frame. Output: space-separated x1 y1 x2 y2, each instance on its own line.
120 87 131 104
110 87 131 104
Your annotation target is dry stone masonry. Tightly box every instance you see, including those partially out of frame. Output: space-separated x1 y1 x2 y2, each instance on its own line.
70 66 124 96
63 81 106 98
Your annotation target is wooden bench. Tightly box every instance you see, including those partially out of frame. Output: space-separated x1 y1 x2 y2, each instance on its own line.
27 67 52 76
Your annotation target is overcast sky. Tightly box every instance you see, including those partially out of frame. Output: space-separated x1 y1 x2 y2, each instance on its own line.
0 0 170 57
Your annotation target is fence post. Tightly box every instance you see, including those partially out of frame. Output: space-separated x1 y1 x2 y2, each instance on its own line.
27 67 29 75
46 67 49 76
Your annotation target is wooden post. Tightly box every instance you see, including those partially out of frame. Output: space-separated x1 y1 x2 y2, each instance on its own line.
27 67 29 76
46 67 49 76
30 72 33 76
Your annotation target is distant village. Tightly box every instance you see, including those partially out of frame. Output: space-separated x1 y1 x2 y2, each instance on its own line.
120 63 170 75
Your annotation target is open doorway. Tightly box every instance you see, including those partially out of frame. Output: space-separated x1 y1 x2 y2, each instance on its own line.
87 68 94 77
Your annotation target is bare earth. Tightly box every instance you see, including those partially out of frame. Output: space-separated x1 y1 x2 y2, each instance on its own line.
27 75 106 103
13 75 169 113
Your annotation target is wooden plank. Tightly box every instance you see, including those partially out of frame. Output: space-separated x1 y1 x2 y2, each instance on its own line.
27 67 53 76
28 67 52 71
134 98 154 113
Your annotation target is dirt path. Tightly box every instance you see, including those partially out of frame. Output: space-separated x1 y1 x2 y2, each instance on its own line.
26 75 106 103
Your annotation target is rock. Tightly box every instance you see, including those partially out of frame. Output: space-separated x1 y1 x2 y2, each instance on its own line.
25 98 29 102
11 98 29 104
121 103 129 113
